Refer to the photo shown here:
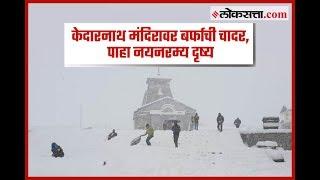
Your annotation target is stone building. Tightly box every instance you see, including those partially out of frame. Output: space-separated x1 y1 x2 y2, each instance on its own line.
133 77 196 130
279 106 292 129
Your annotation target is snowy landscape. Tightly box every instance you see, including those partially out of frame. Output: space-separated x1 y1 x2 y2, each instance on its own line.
28 69 292 176
28 68 292 177
29 126 291 176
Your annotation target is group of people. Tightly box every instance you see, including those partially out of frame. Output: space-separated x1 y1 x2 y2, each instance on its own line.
190 113 200 130
50 113 243 158
141 121 180 148
190 112 241 132
51 129 119 158
216 113 242 132
139 112 242 148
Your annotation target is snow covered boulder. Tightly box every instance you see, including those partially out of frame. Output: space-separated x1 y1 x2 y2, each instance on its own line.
256 141 278 149
265 149 285 162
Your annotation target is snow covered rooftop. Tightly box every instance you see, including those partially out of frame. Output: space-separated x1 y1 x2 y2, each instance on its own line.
138 96 173 109
146 77 172 84
136 96 195 112
280 106 288 113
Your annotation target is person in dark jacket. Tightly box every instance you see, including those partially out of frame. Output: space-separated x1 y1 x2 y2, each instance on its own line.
194 113 199 130
141 124 154 146
107 129 118 140
51 142 64 158
171 121 181 148
234 118 241 128
217 113 224 132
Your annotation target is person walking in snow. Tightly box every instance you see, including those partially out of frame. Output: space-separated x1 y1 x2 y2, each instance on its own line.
141 124 154 146
217 113 224 132
234 117 241 128
51 142 64 158
194 113 199 130
171 121 181 148
107 129 118 140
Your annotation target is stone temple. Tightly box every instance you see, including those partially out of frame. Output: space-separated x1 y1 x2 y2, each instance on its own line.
133 77 197 131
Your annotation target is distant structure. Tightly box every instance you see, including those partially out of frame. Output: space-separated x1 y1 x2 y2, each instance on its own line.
279 106 292 129
262 117 280 129
133 76 196 130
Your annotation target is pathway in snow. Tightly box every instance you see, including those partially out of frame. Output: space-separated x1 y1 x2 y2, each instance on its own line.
29 127 291 176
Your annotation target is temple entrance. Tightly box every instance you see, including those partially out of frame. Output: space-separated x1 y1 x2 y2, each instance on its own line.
163 120 180 130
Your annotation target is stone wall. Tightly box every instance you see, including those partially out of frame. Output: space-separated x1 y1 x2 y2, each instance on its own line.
240 131 292 150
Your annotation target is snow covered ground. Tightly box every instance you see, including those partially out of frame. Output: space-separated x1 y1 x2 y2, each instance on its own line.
29 126 292 176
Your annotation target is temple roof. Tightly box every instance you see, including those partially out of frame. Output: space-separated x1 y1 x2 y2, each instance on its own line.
136 96 196 112
146 77 171 84
280 106 288 113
